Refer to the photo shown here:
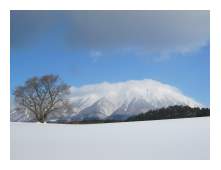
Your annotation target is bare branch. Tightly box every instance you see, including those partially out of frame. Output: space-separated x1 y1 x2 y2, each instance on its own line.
13 75 71 123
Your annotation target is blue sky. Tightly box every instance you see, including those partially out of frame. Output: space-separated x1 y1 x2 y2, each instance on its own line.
10 11 210 106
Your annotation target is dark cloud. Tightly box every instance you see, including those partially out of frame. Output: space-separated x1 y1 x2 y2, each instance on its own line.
10 11 66 48
11 10 209 55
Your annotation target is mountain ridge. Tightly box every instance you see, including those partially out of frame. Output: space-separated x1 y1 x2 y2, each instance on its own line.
68 79 202 121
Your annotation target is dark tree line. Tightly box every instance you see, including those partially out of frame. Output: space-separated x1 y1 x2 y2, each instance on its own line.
126 105 210 122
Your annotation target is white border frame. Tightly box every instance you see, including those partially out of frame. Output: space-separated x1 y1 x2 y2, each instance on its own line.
0 0 221 169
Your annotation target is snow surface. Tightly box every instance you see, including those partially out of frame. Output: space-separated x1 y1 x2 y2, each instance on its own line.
11 117 209 160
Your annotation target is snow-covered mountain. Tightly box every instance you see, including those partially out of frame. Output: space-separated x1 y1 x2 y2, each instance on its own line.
11 79 202 122
68 79 201 121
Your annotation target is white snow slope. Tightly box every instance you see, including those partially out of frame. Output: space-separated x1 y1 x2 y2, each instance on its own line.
10 117 209 160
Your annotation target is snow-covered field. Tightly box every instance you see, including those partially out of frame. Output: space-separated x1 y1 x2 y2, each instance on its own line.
10 117 209 160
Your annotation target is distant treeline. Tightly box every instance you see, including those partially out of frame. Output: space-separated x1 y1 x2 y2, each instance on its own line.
126 105 210 122
52 105 210 124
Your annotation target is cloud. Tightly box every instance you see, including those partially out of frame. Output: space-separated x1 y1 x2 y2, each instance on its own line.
69 11 209 54
70 79 202 109
11 10 209 57
10 11 57 48
89 50 103 62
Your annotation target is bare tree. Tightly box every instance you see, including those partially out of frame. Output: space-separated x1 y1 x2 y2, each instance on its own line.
13 75 72 123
